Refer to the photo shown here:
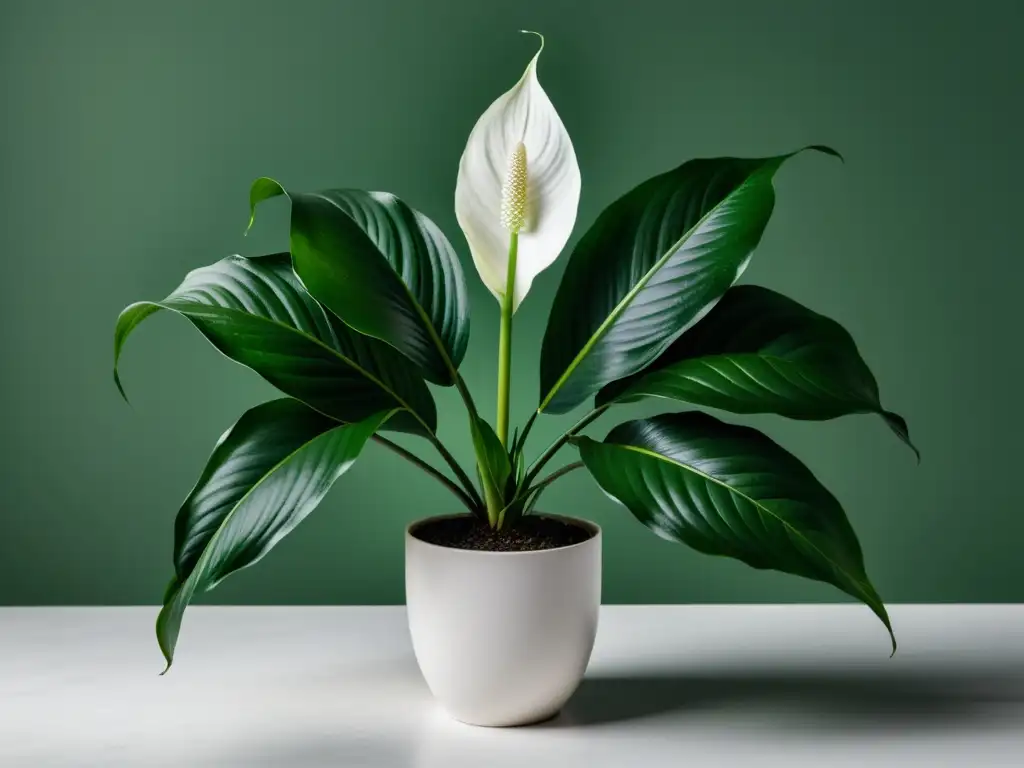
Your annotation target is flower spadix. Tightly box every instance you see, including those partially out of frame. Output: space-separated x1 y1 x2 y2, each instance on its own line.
455 32 581 312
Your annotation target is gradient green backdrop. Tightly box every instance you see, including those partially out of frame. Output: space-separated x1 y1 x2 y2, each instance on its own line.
2 0 1020 608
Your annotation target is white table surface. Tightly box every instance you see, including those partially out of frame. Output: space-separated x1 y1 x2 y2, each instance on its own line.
2 605 1022 767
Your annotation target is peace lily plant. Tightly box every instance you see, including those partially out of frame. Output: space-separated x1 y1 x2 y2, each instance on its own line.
114 33 914 716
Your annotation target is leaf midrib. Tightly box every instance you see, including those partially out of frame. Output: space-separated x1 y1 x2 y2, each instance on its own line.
539 163 769 412
617 352 869 408
161 417 353 666
309 191 460 385
611 442 874 595
180 420 344 584
159 299 434 434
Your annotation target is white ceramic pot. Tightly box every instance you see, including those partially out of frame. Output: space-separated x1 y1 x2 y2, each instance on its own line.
405 514 601 727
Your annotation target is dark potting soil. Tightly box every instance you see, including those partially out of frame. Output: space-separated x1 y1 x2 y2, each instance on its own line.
412 515 593 552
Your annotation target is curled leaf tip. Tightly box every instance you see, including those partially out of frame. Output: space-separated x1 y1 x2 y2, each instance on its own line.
113 369 131 406
247 177 287 236
806 144 844 163
520 29 544 52
881 411 919 462
454 29 580 310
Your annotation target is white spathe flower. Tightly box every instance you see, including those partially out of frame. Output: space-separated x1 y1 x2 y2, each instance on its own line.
455 32 581 313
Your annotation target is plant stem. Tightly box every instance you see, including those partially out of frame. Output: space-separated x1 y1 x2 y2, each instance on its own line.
454 373 480 420
496 232 519 447
409 371 482 510
452 371 507 526
372 435 477 512
427 433 483 510
525 404 609 486
517 410 539 455
497 461 584 529
530 461 583 493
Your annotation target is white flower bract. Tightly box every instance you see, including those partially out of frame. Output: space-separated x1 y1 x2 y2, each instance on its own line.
454 32 581 311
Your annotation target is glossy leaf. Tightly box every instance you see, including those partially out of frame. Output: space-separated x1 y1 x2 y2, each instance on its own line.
159 402 391 670
598 285 916 457
471 415 512 517
249 181 470 386
539 148 839 414
575 411 895 652
114 253 435 435
454 31 581 310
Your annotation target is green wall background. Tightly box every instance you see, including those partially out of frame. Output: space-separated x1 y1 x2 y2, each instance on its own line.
2 0 1021 608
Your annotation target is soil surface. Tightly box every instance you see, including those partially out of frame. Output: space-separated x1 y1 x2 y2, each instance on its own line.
412 515 592 552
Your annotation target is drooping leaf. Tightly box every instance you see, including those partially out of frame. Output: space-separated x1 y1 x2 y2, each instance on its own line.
539 148 839 414
574 411 895 652
158 402 392 670
598 285 916 457
454 31 581 311
113 253 435 435
249 181 470 386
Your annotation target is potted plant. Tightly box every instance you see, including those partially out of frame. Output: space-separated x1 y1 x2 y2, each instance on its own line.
113 33 915 727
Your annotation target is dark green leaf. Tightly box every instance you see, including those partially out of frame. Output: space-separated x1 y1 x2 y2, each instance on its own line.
249 180 470 386
159 402 391 670
540 148 839 414
598 285 916 457
114 253 435 435
574 411 895 652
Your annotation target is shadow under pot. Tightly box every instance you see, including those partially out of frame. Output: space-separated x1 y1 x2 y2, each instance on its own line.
405 513 602 727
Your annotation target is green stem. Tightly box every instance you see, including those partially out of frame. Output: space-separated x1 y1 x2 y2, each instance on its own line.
496 232 519 447
525 404 609 486
427 433 482 511
529 461 583 494
516 410 539 455
432 368 487 513
497 461 584 529
454 373 480 420
451 371 502 526
373 435 477 513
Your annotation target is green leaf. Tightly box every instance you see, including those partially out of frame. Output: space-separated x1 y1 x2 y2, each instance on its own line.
158 402 391 670
249 180 470 386
498 484 542 528
114 253 435 436
539 148 839 414
471 415 512 518
598 285 917 458
574 411 895 653
508 425 530 489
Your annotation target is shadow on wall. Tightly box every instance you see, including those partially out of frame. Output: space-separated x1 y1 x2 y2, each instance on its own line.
550 666 1024 732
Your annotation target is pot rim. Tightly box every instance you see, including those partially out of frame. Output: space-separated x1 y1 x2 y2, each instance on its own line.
406 512 601 556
